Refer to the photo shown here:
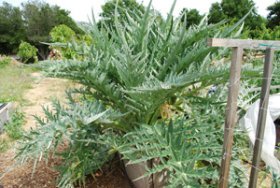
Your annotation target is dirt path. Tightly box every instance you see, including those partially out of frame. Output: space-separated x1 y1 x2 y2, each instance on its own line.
0 72 131 188
22 72 71 130
0 72 71 188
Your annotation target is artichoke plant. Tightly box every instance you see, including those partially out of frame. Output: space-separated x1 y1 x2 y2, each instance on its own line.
15 1 263 187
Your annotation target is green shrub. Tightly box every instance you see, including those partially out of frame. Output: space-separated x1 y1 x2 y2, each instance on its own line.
49 24 77 60
49 24 92 60
50 24 76 43
17 41 38 63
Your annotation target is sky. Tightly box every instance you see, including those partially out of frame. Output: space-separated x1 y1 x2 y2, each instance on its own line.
2 0 277 22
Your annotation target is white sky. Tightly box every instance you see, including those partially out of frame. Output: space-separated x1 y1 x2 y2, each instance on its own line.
2 0 277 22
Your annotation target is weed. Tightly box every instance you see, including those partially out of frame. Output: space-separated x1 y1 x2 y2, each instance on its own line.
0 138 9 153
4 111 25 140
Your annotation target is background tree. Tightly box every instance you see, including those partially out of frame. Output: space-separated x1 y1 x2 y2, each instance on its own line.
99 0 145 30
208 0 265 34
0 2 26 54
180 8 203 28
220 0 255 19
21 1 83 59
267 1 280 29
208 2 225 24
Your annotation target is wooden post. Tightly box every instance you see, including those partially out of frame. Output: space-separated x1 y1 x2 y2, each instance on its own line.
249 48 274 188
208 38 280 187
219 47 243 188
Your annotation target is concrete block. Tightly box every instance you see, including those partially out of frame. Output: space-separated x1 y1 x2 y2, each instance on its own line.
0 103 13 132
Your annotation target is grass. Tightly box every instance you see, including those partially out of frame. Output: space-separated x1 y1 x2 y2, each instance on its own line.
0 58 36 103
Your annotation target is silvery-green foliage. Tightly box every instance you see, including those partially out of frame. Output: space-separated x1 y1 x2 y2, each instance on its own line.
43 1 259 131
102 104 248 187
15 1 261 187
16 94 118 187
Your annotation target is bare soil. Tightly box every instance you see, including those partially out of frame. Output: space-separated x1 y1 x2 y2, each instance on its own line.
0 72 131 188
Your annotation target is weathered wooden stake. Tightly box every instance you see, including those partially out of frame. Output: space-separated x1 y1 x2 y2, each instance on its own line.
249 48 274 188
208 38 280 187
219 47 243 188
